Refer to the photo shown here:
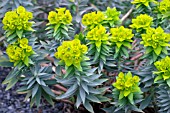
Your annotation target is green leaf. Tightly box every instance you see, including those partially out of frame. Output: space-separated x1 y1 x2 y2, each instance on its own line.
154 46 162 55
24 56 29 66
54 24 61 32
5 77 18 90
42 91 54 106
16 30 23 38
56 83 78 99
76 93 82 108
79 86 86 104
83 100 94 113
128 93 134 105
166 79 170 87
35 87 41 107
87 95 101 103
154 75 163 83
119 91 124 100
32 84 39 98
123 42 131 48
139 95 152 109
146 47 153 54
42 86 55 97
116 42 123 48
81 82 89 94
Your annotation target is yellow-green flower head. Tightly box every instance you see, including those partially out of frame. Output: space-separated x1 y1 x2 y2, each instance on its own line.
54 39 88 67
2 6 33 31
132 0 158 8
130 14 153 32
82 11 105 29
110 26 134 48
154 56 170 81
105 7 120 23
86 25 109 48
140 27 170 55
6 38 33 64
159 0 170 17
48 7 72 25
113 72 141 97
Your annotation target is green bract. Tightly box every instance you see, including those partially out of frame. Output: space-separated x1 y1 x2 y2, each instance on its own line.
6 38 34 66
154 56 170 87
130 14 153 32
113 72 141 98
132 0 158 8
110 26 133 59
159 0 170 17
54 39 88 71
48 8 72 25
2 6 34 31
110 26 134 49
82 11 105 29
104 7 121 27
141 27 170 56
86 25 109 48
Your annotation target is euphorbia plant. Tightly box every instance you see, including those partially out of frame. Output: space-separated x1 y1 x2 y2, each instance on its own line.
112 72 143 112
54 39 108 113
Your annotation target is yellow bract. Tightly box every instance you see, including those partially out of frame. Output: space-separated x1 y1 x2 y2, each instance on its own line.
141 27 170 55
6 38 33 64
159 0 170 17
110 26 134 48
113 72 141 97
2 6 33 31
132 0 158 8
86 25 108 48
54 39 88 67
82 11 105 29
154 56 170 81
130 14 153 32
48 8 72 25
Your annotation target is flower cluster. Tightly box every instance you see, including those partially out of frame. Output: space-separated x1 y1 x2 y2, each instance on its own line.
154 56 170 81
82 11 105 29
54 39 88 68
86 25 109 48
132 0 157 8
130 14 153 32
141 27 170 55
110 26 134 48
2 6 33 31
6 38 33 66
159 0 170 17
113 72 141 98
105 7 121 26
48 8 72 25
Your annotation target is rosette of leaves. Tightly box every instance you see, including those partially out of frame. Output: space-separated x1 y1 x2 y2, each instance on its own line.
2 6 34 44
140 27 170 64
82 11 105 30
54 39 109 113
158 0 170 18
15 64 56 107
154 56 170 87
110 26 134 59
130 14 153 36
103 7 121 28
82 7 121 30
132 0 158 14
46 7 74 41
112 72 143 112
86 25 112 73
6 38 34 67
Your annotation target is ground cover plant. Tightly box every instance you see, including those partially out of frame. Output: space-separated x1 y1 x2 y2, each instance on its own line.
0 0 170 113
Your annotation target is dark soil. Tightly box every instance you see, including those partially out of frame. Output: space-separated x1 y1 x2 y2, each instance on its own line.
0 67 82 113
